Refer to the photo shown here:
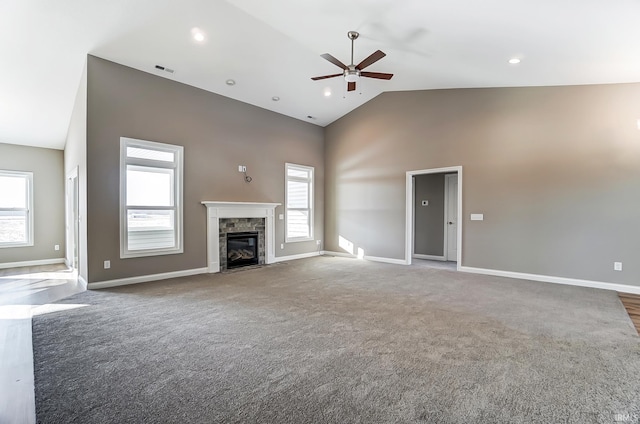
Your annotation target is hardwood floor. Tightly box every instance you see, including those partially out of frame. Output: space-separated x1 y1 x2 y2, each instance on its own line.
0 264 84 424
619 293 640 335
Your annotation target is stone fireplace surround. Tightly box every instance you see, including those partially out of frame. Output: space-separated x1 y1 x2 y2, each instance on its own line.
201 201 280 273
219 218 264 270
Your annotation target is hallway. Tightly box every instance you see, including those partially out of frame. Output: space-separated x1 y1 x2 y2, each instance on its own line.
0 264 84 424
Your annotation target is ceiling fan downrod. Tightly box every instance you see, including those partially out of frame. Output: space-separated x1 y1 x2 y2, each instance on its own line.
347 31 359 65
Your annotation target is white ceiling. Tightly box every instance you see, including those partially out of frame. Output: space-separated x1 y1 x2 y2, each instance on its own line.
3 0 640 150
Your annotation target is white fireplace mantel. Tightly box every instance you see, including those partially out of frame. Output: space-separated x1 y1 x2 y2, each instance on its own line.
202 201 281 273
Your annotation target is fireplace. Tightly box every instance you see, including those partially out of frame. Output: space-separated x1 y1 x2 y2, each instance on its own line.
218 218 265 271
201 201 280 273
226 232 259 269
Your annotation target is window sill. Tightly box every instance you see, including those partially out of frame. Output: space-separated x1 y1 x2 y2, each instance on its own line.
285 237 314 244
0 242 34 249
120 247 183 259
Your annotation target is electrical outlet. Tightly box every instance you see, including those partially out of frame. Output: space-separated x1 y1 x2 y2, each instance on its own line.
280 243 284 250
104 260 111 269
614 262 622 271
54 244 60 251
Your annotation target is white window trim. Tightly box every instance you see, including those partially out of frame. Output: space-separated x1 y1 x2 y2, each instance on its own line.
120 137 183 258
0 170 34 248
285 163 314 243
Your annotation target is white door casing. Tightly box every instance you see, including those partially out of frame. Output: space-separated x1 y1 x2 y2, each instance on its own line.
444 173 458 261
65 167 79 270
405 166 462 267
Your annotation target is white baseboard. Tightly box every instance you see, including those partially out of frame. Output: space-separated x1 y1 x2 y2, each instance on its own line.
322 251 356 258
272 251 322 263
88 267 209 290
413 254 446 261
321 251 408 266
0 258 65 270
364 255 408 265
459 266 640 295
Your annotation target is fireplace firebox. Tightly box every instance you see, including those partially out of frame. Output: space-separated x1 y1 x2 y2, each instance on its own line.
226 232 259 269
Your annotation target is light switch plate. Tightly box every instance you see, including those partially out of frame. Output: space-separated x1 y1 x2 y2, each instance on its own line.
470 214 484 221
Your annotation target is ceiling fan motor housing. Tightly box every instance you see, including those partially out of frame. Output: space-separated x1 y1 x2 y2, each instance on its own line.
344 66 360 82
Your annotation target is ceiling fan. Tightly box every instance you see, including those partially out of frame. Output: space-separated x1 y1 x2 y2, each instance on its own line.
311 31 393 92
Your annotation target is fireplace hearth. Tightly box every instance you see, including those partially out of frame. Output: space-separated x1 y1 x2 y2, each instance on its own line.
226 232 259 269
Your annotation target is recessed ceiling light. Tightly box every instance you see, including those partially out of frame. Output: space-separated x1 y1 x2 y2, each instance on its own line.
509 58 521 64
191 27 206 43
323 88 332 97
225 79 236 86
272 96 280 102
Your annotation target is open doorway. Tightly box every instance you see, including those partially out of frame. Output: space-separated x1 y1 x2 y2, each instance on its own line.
405 166 462 268
66 167 79 270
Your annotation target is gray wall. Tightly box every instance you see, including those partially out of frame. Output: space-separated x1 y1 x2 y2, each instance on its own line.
64 61 88 282
414 173 445 257
0 143 65 264
86 56 324 283
325 83 640 286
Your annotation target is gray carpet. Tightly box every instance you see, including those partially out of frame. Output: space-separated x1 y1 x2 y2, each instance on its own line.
33 256 640 423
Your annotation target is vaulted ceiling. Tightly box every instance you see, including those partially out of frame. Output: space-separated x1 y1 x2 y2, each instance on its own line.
3 0 640 149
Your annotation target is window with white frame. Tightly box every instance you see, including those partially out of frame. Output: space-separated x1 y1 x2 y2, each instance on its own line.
120 137 183 258
285 163 313 242
0 170 34 248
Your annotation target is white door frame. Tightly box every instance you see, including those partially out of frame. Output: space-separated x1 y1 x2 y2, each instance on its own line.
444 173 458 261
65 167 79 269
405 166 462 268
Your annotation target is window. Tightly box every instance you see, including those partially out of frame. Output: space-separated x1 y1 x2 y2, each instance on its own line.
285 163 313 242
120 137 183 258
0 171 34 247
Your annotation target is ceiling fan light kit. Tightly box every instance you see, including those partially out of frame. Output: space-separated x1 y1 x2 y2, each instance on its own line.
344 68 360 82
312 31 393 92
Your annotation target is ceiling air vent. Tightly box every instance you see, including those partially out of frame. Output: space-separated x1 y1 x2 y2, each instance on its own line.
155 65 175 74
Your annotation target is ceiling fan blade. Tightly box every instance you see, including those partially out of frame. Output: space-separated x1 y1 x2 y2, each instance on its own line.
321 53 348 70
347 81 356 92
361 71 394 80
311 73 343 81
356 50 386 70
